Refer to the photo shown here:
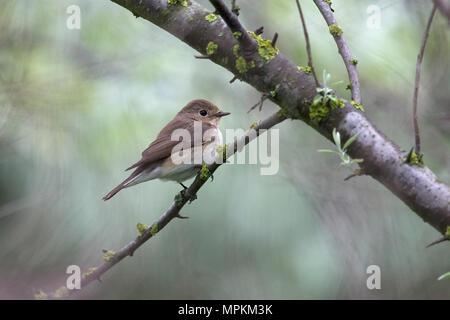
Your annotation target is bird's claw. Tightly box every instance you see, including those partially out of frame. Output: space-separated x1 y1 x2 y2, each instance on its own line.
179 188 197 204
188 193 197 203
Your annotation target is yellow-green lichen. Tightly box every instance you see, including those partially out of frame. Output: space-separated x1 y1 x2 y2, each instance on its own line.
409 152 423 166
277 107 294 119
350 100 364 112
232 31 242 39
216 144 227 162
403 149 424 167
199 163 211 181
325 0 332 6
136 222 149 236
235 56 248 73
168 0 188 6
249 121 259 129
249 60 255 68
248 31 279 61
350 58 358 65
232 44 240 57
309 102 330 122
150 223 159 236
103 250 116 262
205 13 217 22
297 65 312 75
82 267 97 279
309 96 344 122
346 83 352 90
329 24 343 37
445 226 450 238
34 290 48 300
206 41 218 55
53 286 69 299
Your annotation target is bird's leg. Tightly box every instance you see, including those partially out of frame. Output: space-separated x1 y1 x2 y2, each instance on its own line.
179 182 188 190
179 182 188 198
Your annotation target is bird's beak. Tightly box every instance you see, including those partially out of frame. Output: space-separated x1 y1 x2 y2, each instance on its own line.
214 111 231 117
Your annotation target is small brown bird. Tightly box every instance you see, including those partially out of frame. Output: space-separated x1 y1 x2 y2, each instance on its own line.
102 99 230 200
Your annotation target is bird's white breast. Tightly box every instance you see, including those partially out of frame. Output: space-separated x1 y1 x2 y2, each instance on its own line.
126 128 224 186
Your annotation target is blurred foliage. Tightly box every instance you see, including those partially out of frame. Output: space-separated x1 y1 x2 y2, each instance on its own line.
0 0 449 299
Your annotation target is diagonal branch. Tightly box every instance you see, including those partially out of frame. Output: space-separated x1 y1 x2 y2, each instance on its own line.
413 5 437 154
45 112 286 298
313 0 361 103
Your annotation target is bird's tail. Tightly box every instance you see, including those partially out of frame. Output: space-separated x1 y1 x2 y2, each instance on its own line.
102 166 144 201
102 182 126 201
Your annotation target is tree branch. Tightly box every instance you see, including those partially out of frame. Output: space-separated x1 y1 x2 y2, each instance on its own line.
413 5 437 154
313 0 361 103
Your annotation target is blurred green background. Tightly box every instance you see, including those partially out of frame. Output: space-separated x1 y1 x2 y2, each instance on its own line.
0 0 449 299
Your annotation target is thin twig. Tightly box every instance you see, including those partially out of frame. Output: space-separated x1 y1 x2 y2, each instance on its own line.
247 93 270 113
46 112 286 299
313 0 361 103
209 0 257 54
412 5 437 154
344 169 363 181
433 0 450 24
194 55 212 59
254 26 264 35
271 32 279 47
426 236 449 248
231 0 240 16
295 0 320 87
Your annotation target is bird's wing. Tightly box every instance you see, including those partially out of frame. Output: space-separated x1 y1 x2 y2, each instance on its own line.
125 117 215 171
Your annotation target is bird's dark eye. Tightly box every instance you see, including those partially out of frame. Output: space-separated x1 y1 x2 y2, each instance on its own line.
199 109 207 116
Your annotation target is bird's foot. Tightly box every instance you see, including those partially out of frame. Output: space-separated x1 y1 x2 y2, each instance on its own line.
178 184 197 204
188 193 197 203
182 191 197 203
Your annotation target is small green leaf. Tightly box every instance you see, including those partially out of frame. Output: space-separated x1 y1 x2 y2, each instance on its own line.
343 132 359 151
317 149 338 154
329 98 339 109
332 129 341 148
331 80 344 87
313 95 322 105
438 272 450 281
445 226 450 238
